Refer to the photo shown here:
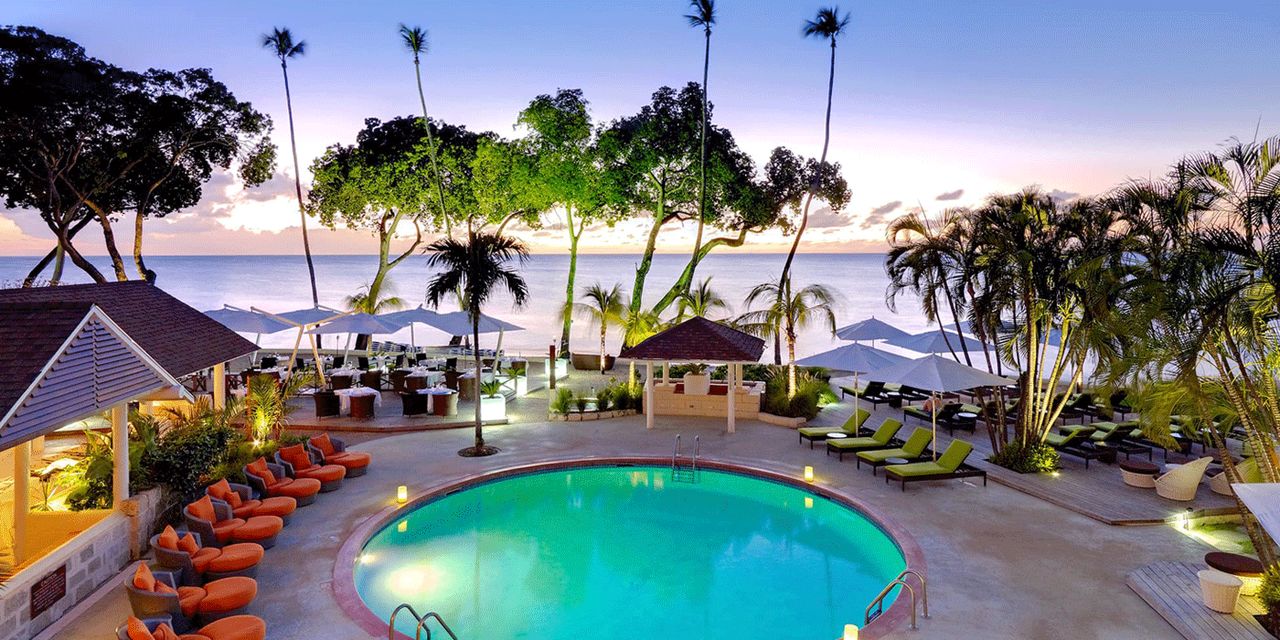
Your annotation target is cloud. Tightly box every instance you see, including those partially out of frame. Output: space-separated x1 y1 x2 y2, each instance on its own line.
807 206 850 229
860 200 902 230
1048 189 1079 204
935 189 964 201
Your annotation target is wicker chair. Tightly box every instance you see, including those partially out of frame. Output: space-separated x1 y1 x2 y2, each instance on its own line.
1155 457 1213 501
359 370 382 390
390 370 410 393
330 374 353 390
150 529 262 585
313 391 340 419
401 391 431 416
350 393 376 420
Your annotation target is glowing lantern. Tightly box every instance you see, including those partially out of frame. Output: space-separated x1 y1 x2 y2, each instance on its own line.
843 624 859 640
804 466 815 483
396 485 408 504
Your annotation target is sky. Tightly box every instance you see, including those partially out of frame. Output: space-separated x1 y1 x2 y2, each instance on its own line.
3 0 1278 256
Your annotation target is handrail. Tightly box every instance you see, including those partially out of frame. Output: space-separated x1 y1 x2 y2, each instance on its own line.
692 435 701 474
864 569 928 629
388 603 459 640
672 434 682 471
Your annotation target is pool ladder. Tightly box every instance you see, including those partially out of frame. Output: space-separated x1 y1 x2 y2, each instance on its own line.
864 569 928 630
388 603 459 640
671 434 700 482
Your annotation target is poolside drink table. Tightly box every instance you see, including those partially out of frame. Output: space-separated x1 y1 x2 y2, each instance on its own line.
826 432 848 439
1205 552 1264 596
335 387 381 415
1120 459 1159 488
956 412 977 420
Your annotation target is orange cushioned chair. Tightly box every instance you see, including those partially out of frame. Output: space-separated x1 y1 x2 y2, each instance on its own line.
151 525 263 585
206 478 296 524
275 443 346 492
119 614 266 640
307 433 371 478
184 495 283 550
126 564 257 630
244 456 321 506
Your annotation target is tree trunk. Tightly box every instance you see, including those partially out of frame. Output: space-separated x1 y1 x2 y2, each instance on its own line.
89 204 129 281
787 331 797 398
687 28 711 294
281 62 320 306
25 214 94 286
133 208 148 280
599 324 608 374
473 316 484 449
414 55 450 238
56 223 107 283
650 229 749 316
559 210 580 355
630 204 669 314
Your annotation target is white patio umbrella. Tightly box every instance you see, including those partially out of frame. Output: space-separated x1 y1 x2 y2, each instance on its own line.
203 305 292 365
797 343 909 418
307 313 405 363
835 316 912 344
427 311 524 361
888 329 989 355
253 305 347 385
380 305 441 350
1234 483 1280 543
864 354 1013 460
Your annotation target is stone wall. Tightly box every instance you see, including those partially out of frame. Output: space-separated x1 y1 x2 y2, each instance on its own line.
120 487 164 560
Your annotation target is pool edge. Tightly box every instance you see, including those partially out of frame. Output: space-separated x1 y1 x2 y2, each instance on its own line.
333 456 926 640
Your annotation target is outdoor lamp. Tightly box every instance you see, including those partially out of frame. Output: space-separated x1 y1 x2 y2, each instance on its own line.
397 485 408 504
804 466 815 483
842 624 859 640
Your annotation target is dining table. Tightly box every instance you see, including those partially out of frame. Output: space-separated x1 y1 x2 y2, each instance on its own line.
334 386 381 415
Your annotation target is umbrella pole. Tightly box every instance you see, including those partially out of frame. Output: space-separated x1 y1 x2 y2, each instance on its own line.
932 391 938 462
309 333 326 387
253 333 260 367
287 327 304 372
853 372 860 422
494 329 505 368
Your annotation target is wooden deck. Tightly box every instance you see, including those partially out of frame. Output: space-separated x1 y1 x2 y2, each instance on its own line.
1128 562 1271 640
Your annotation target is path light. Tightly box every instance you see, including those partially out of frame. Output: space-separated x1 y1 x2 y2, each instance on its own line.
397 485 408 504
842 623 859 640
804 466 815 483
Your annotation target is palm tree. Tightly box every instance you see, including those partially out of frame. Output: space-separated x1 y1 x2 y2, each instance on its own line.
566 283 627 373
621 307 662 385
262 27 319 307
399 24 450 237
345 277 406 315
684 0 716 288
425 231 530 456
738 280 837 396
678 277 729 320
885 209 972 365
778 7 851 290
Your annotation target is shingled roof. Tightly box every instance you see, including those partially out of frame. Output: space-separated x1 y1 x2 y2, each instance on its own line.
0 281 257 379
619 316 765 363
0 302 96 418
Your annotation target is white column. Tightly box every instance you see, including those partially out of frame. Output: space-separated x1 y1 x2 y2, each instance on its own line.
645 362 655 430
662 362 670 386
212 362 226 409
727 363 737 434
111 404 129 507
13 441 30 564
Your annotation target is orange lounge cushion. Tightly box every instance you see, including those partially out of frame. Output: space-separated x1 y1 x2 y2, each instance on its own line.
211 518 246 544
177 635 212 640
194 615 267 640
230 499 262 519
295 464 345 483
198 576 257 614
309 434 336 456
191 547 221 574
133 564 157 591
189 496 218 524
246 458 275 486
126 616 153 640
158 525 181 551
253 496 296 518
278 444 315 472
177 586 206 617
154 624 181 640
230 516 282 542
206 543 263 574
268 477 320 498
178 533 200 556
329 451 371 470
207 479 239 507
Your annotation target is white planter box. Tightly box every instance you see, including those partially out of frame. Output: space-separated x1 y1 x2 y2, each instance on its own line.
759 412 807 428
480 395 507 421
683 373 711 396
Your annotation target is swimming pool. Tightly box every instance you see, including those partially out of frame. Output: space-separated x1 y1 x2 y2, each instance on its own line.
353 464 907 639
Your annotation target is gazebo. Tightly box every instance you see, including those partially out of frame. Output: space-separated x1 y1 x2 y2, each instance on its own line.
618 317 765 433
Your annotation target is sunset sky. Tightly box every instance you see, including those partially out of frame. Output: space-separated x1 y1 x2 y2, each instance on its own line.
3 0 1278 256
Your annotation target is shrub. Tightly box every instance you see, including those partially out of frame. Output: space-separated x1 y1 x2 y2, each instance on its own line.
551 387 574 414
142 418 236 502
596 386 612 412
575 396 589 413
989 438 1060 473
1260 567 1280 616
759 369 833 420
480 379 504 398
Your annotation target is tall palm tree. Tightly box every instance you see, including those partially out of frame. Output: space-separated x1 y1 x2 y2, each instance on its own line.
621 307 662 385
262 27 319 307
425 231 530 456
344 276 406 315
738 280 837 396
399 24 451 237
778 7 851 289
885 209 972 365
684 0 716 288
566 283 627 373
678 276 729 320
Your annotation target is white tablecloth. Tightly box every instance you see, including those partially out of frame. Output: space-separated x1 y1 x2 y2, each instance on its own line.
335 387 382 415
330 367 361 378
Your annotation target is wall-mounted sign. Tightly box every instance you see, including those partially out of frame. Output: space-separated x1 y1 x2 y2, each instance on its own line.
29 564 66 619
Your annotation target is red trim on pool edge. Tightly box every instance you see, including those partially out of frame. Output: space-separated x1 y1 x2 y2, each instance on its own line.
333 456 926 640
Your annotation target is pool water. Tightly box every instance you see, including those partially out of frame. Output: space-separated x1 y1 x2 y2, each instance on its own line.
354 465 906 639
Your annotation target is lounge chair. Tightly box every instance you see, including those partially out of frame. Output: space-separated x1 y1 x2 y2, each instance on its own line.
1208 457 1263 496
275 444 346 492
885 440 987 490
938 404 981 435
826 419 904 460
1059 393 1095 424
1045 425 1101 468
244 458 321 507
307 433 371 477
897 385 932 402
856 428 934 475
839 381 891 408
184 496 282 550
903 402 959 427
206 479 295 524
120 614 266 640
797 408 870 447
151 526 262 585
126 563 256 630
1088 421 1152 461
1154 457 1212 501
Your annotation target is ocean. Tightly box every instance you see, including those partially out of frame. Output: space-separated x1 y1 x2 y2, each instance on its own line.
0 253 927 360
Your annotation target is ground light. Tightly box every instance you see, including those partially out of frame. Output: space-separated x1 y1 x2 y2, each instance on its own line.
397 485 408 504
842 623 859 639
804 466 815 483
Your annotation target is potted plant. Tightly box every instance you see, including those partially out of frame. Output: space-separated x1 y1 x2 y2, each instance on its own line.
683 363 711 396
575 395 589 413
1257 567 1280 637
551 387 574 415
479 379 507 421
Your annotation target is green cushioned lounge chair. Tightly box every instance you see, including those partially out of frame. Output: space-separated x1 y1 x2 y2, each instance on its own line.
1044 425 1095 448
826 419 903 460
884 440 987 490
856 427 933 475
798 408 871 448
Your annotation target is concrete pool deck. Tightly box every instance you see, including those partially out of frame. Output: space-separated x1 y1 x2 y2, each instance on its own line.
48 397 1207 640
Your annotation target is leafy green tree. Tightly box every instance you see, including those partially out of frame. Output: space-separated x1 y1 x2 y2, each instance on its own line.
737 280 837 396
424 231 530 456
621 307 663 385
565 282 628 373
519 89 623 355
470 135 550 233
263 27 319 306
684 0 716 287
399 24 451 236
